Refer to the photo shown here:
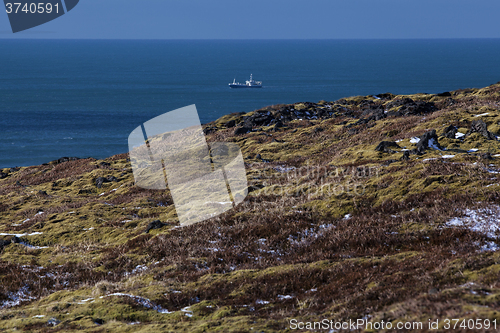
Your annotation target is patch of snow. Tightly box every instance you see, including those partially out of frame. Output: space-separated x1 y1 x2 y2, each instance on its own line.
446 206 500 252
274 166 296 173
468 148 479 152
77 297 95 304
455 132 466 139
101 293 173 314
0 285 36 309
32 315 45 318
395 139 403 143
20 241 48 250
181 306 193 317
474 112 490 117
277 295 294 300
206 247 220 252
493 154 500 157
343 214 351 220
0 232 43 237
422 158 437 162
373 95 381 100
481 241 500 252
410 137 420 144
428 138 442 151
441 155 455 159
255 300 270 305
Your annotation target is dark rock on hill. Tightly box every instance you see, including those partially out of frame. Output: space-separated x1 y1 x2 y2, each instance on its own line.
442 125 458 139
468 119 497 140
375 141 401 153
56 157 80 164
401 150 410 161
95 176 119 188
234 126 251 135
417 129 442 153
225 119 236 128
144 220 167 233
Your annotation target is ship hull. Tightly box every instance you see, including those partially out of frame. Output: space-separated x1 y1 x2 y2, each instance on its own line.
229 84 262 88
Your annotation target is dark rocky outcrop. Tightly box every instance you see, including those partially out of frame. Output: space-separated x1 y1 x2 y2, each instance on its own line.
234 126 251 135
401 151 410 161
95 176 119 188
376 93 395 100
0 172 8 179
468 120 497 140
481 152 493 160
417 129 442 153
144 220 167 233
375 141 401 153
93 318 105 325
442 125 458 139
56 157 80 164
225 119 236 128
0 238 11 251
385 98 436 116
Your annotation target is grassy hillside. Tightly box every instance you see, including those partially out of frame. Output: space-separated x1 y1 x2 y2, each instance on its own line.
1 83 500 332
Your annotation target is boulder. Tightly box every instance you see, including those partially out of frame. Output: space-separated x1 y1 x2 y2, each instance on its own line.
375 141 401 153
95 176 118 188
417 130 442 153
225 119 236 128
481 152 493 160
468 120 496 140
234 126 251 135
144 220 167 233
442 125 457 139
0 238 11 251
56 157 79 164
385 98 436 116
401 151 410 161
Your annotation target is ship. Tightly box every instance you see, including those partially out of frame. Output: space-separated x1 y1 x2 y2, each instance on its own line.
229 74 262 88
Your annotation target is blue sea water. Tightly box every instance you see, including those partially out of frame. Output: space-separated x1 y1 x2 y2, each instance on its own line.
1 39 500 168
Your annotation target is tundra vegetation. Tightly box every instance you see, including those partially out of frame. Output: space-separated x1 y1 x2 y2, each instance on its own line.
1 83 500 332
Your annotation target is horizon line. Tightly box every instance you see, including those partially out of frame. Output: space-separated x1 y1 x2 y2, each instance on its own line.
2 37 500 41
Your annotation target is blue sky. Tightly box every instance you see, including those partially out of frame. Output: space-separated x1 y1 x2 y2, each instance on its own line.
2 0 500 39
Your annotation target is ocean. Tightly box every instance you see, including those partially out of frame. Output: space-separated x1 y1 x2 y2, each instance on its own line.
1 39 500 168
